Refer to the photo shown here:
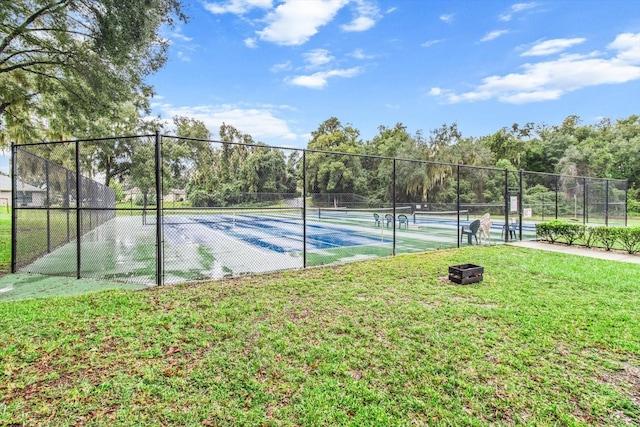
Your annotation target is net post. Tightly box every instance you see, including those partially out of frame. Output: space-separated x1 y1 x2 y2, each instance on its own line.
10 141 17 274
302 150 307 269
75 140 81 279
155 131 164 286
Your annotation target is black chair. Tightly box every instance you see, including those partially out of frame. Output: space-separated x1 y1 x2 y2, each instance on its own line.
460 219 481 245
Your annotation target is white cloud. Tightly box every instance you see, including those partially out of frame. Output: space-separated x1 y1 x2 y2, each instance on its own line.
303 49 334 68
351 49 375 59
522 38 586 56
512 2 539 13
204 0 273 14
176 51 191 62
170 30 193 42
609 32 640 63
341 0 380 32
429 32 640 105
421 39 443 48
342 16 376 32
256 0 348 46
156 102 298 141
270 61 292 73
286 67 362 89
439 14 454 23
205 0 379 47
244 37 258 48
499 2 539 21
480 30 509 42
161 25 194 59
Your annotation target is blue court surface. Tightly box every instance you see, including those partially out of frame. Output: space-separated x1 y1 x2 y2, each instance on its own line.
19 211 538 286
164 213 382 253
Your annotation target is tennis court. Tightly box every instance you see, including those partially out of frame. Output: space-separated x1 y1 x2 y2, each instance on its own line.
19 206 526 285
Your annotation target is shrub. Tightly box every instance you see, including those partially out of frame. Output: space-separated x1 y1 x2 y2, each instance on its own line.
617 227 640 254
579 226 597 248
536 220 563 243
555 222 585 246
590 226 620 251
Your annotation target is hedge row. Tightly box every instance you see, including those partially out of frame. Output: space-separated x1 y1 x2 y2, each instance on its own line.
536 220 640 254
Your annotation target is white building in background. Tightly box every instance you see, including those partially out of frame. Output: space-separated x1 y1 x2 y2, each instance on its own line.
0 174 46 207
163 188 186 203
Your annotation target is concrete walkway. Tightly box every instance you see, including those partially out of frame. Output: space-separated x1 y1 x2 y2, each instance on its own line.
509 240 640 264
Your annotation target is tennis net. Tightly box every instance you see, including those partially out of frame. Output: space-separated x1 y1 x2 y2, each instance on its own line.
144 207 303 226
311 206 413 221
412 210 470 224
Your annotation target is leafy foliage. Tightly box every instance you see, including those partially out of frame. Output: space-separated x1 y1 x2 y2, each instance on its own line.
536 221 640 253
0 0 186 144
536 220 563 244
591 226 621 251
555 222 585 246
617 227 640 254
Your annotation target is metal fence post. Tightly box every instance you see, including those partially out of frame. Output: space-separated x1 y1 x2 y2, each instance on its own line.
625 181 628 227
302 150 307 268
46 159 51 253
555 175 559 219
605 180 609 227
392 158 396 256
155 131 164 286
456 165 460 248
583 177 587 225
66 170 70 242
504 169 509 242
11 142 17 274
75 140 81 279
518 169 523 241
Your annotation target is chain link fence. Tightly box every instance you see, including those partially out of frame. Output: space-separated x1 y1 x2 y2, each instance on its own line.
12 134 628 286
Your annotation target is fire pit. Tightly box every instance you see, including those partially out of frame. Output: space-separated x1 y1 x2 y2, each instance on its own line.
448 264 484 284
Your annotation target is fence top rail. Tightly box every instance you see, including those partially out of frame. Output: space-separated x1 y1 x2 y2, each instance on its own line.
13 134 155 148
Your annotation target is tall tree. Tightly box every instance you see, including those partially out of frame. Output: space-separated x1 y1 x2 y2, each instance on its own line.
164 116 212 190
305 117 366 206
0 0 186 144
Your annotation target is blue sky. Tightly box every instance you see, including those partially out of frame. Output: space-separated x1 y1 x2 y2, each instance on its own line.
147 0 640 148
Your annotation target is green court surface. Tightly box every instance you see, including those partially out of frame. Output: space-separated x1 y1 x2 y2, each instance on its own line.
15 211 539 286
0 273 147 302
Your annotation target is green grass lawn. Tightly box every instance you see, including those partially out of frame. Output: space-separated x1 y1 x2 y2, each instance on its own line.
0 212 10 274
1 246 639 426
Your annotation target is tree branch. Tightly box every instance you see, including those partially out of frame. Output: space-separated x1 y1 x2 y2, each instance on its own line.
0 0 69 55
0 48 70 67
0 58 72 74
